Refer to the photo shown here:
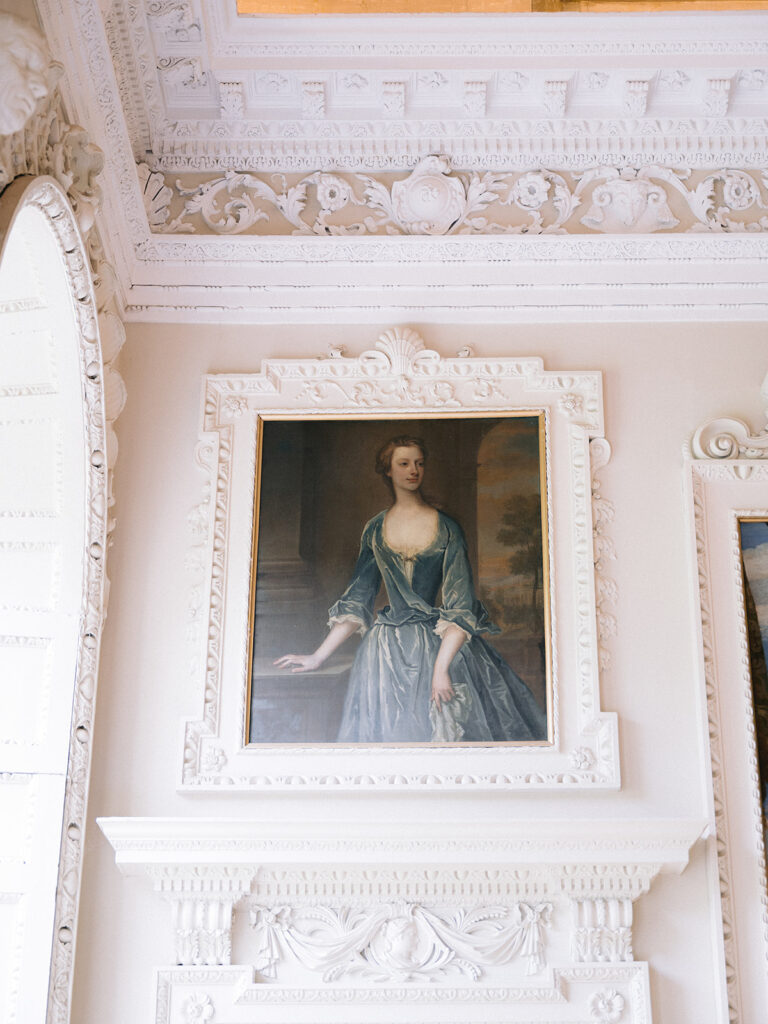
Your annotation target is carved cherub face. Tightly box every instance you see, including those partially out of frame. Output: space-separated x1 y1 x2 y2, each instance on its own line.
0 15 52 136
382 916 421 963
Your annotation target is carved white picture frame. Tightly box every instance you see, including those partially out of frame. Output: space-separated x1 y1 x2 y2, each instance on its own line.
182 327 617 790
688 406 768 1024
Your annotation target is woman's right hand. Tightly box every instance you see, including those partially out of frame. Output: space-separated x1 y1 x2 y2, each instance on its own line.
273 653 322 673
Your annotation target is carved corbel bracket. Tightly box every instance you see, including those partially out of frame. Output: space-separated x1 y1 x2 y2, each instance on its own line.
148 866 254 967
570 897 634 964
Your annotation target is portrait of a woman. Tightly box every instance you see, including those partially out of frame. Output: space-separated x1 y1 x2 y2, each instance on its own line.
274 434 547 744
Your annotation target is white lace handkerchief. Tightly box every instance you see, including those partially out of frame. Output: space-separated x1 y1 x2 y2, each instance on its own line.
429 681 473 742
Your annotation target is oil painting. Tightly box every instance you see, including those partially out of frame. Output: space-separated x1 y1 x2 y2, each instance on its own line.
247 414 551 746
739 518 768 846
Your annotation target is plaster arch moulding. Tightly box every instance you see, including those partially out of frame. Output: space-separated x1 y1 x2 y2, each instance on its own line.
33 0 768 321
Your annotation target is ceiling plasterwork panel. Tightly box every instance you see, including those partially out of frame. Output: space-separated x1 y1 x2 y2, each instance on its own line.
109 1 768 172
33 1 768 321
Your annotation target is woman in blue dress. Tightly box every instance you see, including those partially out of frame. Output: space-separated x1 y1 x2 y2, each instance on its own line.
274 436 546 743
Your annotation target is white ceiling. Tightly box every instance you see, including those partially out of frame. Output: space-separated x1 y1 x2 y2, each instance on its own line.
34 1 768 323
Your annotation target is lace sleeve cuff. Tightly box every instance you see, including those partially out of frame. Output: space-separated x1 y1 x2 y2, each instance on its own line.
328 613 368 636
434 618 471 643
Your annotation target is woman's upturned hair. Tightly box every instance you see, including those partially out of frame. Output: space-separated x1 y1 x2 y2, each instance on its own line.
375 435 427 498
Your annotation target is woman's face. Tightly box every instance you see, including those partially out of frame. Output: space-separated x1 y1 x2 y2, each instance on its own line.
388 445 425 493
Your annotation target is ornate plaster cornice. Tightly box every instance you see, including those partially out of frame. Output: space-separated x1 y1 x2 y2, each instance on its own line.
112 1 768 173
33 0 768 319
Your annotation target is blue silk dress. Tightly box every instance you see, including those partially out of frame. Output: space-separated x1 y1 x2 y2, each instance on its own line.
329 510 547 743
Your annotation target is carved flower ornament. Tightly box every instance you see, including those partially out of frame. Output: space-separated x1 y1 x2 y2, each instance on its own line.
722 170 757 211
183 992 215 1023
390 155 465 234
559 392 584 418
569 746 597 771
589 988 625 1023
315 173 352 213
512 172 550 210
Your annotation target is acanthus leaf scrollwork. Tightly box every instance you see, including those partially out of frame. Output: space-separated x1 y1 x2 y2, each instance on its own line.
140 156 768 238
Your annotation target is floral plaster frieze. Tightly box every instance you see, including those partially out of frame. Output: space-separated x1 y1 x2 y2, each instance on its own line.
140 157 768 237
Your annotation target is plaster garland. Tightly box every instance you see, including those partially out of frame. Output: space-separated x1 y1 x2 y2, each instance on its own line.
591 438 617 676
249 901 552 981
140 158 768 238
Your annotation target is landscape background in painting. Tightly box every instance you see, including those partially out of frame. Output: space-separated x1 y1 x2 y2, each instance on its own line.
740 519 768 839
248 415 548 744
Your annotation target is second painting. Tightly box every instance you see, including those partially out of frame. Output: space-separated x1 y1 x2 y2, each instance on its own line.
247 414 551 746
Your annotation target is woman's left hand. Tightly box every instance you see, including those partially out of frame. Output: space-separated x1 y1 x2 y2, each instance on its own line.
431 668 455 710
